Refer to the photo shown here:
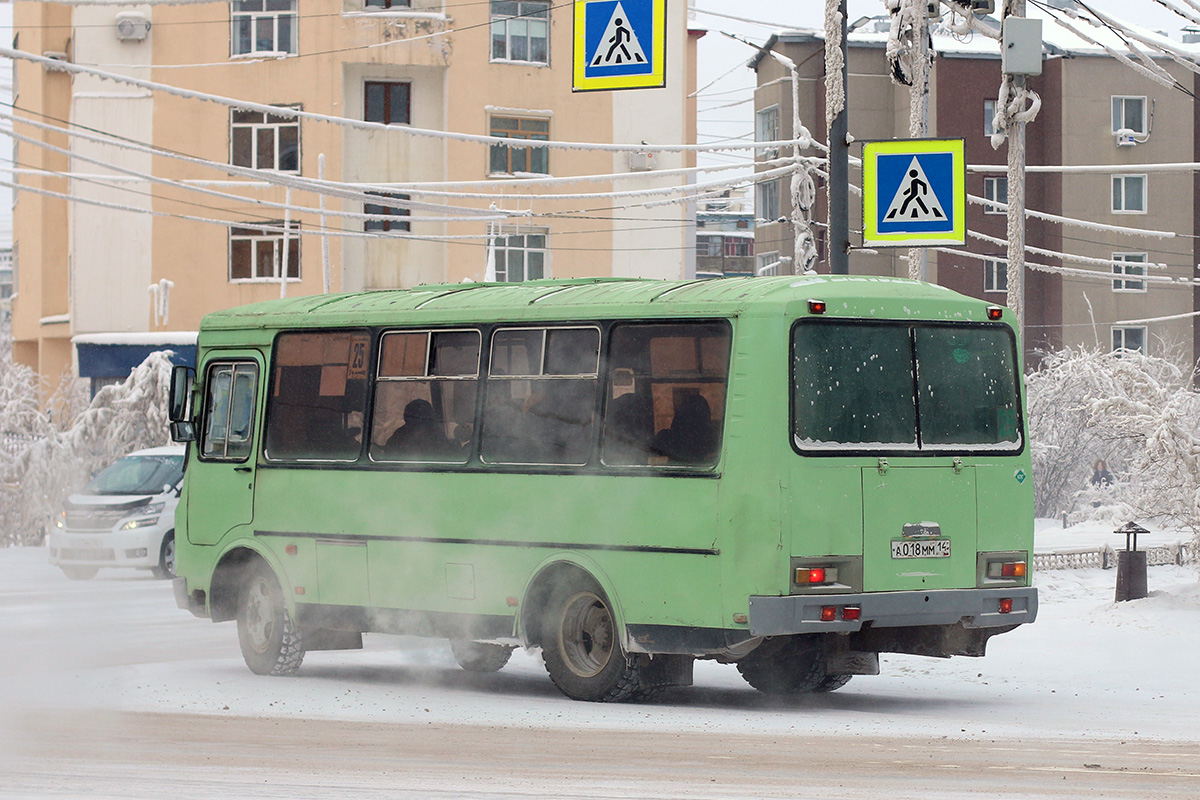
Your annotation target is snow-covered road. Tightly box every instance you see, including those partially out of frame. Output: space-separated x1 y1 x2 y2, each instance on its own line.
2 525 1198 798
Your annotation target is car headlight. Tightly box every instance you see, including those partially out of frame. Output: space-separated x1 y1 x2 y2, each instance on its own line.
55 511 65 529
120 502 165 530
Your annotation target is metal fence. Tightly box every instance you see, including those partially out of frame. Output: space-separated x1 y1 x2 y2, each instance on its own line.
1035 541 1199 571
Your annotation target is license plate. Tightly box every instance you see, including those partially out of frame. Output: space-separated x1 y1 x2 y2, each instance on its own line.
891 539 951 559
73 538 103 549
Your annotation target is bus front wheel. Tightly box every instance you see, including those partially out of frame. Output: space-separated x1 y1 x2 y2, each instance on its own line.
236 563 305 676
736 636 829 695
541 579 646 702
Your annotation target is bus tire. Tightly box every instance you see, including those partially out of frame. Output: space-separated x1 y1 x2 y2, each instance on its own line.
236 562 305 676
736 636 828 695
450 640 515 673
541 578 645 702
151 532 175 580
813 674 853 693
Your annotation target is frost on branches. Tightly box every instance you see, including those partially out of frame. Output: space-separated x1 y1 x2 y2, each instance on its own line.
0 330 173 546
1028 347 1200 541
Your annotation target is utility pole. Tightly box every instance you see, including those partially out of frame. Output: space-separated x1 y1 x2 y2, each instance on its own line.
907 0 932 281
827 0 850 274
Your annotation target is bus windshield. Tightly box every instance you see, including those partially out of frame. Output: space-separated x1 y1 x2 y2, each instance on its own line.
792 321 1022 452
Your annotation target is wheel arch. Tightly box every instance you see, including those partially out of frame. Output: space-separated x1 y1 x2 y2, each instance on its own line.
518 555 626 649
209 543 287 623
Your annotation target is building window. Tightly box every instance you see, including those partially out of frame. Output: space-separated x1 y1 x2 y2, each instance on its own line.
756 178 780 223
489 117 549 175
229 223 300 281
984 100 996 136
231 0 296 56
756 251 780 276
231 107 300 172
756 105 780 158
1112 96 1147 135
0 264 12 300
1112 252 1147 292
1112 174 1146 213
724 237 753 258
365 81 410 125
491 1 549 64
696 235 721 258
984 258 1007 293
1112 326 1146 354
492 231 547 282
365 0 410 7
364 193 411 232
983 176 1007 214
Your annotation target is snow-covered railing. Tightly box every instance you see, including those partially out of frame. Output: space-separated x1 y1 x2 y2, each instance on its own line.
1035 542 1199 571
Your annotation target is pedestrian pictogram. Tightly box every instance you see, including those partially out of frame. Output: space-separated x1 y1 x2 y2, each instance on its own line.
591 4 647 67
883 158 947 222
573 0 666 92
862 138 966 247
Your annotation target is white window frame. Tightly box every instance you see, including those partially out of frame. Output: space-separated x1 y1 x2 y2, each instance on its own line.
1111 252 1147 293
756 105 781 158
1112 326 1146 354
984 258 1007 294
756 178 780 223
1112 95 1147 135
229 222 300 282
984 100 996 137
490 0 550 65
230 107 300 172
493 228 549 282
983 176 1007 215
231 0 297 57
696 235 721 258
756 251 781 276
1112 174 1147 214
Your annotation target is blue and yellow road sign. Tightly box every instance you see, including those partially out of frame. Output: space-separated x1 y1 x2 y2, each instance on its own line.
573 0 666 92
862 138 966 247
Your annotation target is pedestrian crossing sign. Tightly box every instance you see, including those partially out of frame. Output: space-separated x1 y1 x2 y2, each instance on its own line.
573 0 666 92
862 138 966 247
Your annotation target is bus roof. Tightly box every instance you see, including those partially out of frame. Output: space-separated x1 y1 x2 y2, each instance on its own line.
199 275 1005 332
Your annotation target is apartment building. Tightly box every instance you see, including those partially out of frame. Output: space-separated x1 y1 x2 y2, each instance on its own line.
10 0 700 391
752 13 1198 366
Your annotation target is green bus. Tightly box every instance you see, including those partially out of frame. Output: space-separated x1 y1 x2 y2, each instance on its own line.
169 275 1037 702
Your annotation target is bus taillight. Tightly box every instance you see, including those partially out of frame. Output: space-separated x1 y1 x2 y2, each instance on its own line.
807 299 827 314
820 605 861 622
797 566 838 585
998 598 1014 614
986 305 1003 320
987 560 1027 579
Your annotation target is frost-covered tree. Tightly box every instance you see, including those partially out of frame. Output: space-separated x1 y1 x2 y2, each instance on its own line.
1027 347 1200 538
0 326 174 546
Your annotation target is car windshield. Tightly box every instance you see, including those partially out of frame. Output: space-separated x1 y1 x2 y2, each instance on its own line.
84 454 184 496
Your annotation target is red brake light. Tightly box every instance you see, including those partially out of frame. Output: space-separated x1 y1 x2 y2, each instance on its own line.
986 305 1003 320
820 606 837 622
808 299 826 314
841 606 861 621
808 568 826 583
998 597 1014 614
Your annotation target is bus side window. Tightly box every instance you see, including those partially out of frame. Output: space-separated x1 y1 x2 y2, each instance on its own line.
604 322 730 468
371 329 479 464
264 331 370 462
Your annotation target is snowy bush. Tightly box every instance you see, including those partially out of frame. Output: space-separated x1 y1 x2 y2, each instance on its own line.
0 328 174 546
1027 347 1200 539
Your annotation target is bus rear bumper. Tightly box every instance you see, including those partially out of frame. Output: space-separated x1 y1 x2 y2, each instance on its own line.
748 586 1038 637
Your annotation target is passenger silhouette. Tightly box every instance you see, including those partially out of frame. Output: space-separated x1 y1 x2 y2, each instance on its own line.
651 394 719 465
386 399 454 459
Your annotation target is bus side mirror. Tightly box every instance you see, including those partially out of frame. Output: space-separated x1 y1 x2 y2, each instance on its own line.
170 421 196 443
169 365 194 423
169 365 196 443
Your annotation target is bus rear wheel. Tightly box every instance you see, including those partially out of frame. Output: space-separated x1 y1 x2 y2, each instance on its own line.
736 636 829 695
541 578 646 702
236 563 305 676
450 639 514 673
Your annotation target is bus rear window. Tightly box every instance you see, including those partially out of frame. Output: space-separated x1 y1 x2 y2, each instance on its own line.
792 321 1021 452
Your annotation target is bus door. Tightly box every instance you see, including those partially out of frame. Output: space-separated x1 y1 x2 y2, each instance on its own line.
861 463 978 592
187 355 263 546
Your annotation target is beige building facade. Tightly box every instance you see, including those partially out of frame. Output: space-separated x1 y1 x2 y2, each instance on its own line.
11 0 700 391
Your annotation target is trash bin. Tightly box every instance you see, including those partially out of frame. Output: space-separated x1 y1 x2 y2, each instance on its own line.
1114 521 1148 602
